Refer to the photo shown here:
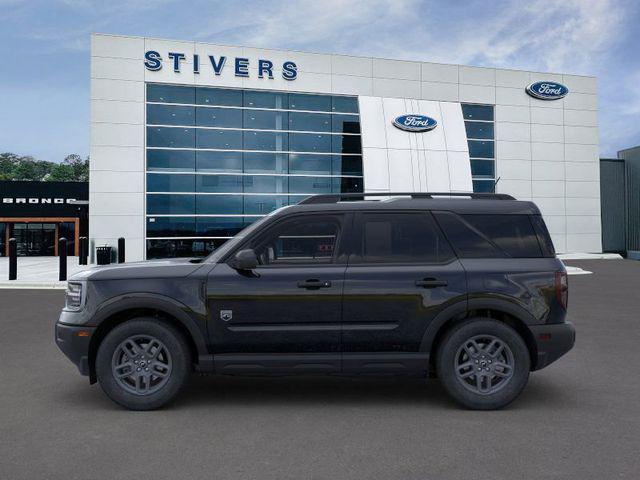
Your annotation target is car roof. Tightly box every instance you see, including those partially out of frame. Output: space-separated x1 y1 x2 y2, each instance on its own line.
277 193 541 216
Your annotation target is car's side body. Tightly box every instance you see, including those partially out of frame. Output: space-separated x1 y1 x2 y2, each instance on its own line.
56 195 574 391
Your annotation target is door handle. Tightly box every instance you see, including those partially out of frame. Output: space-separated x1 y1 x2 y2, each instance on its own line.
297 279 332 289
415 278 448 288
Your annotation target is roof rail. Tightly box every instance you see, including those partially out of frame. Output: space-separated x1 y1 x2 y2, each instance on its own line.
298 192 515 205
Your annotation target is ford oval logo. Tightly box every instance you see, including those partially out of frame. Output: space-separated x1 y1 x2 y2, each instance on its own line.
392 114 438 132
526 81 569 100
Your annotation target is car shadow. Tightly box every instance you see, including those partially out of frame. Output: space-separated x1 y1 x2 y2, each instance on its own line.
56 372 575 412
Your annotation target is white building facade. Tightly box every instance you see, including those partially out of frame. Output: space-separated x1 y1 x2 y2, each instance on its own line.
90 33 601 261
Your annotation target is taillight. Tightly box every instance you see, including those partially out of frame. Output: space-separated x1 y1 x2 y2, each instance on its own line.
555 271 568 310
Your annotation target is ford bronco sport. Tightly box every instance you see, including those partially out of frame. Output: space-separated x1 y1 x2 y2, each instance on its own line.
56 192 574 410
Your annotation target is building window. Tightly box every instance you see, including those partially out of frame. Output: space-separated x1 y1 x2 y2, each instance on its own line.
462 104 495 194
145 84 363 259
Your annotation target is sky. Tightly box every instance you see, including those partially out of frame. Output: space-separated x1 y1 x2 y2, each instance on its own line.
0 0 638 162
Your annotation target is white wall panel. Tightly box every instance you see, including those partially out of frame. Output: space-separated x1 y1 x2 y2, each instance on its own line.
373 78 420 99
530 107 563 125
565 143 599 162
496 105 529 123
439 102 468 152
532 161 565 181
562 74 597 94
91 56 144 81
90 146 144 172
564 92 598 110
372 58 420 80
421 63 458 83
424 151 451 191
566 234 601 253
533 197 566 217
531 124 564 143
92 79 144 102
91 100 144 124
496 122 530 142
420 82 458 102
417 100 446 150
566 197 601 216
332 75 373 96
332 55 372 76
387 149 416 191
495 69 529 88
497 141 531 160
495 87 529 106
459 66 495 86
459 84 495 104
498 159 532 180
359 96 387 148
447 151 473 192
91 171 144 193
532 180 565 197
564 109 598 127
564 126 598 145
361 148 389 190
91 123 143 147
531 142 564 162
497 179 531 199
92 34 144 59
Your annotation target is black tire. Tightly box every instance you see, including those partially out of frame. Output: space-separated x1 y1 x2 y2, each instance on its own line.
96 318 191 410
436 318 530 410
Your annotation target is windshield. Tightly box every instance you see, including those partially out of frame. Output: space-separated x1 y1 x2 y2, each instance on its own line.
203 206 290 263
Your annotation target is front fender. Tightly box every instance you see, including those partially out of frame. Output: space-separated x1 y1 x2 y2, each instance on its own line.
91 293 209 357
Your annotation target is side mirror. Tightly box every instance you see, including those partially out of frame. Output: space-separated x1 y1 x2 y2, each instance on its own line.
230 248 258 271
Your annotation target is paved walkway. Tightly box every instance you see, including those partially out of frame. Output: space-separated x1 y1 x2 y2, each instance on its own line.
0 254 614 288
0 257 92 289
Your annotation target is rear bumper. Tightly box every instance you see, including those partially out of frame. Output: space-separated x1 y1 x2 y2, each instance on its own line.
530 321 575 370
55 321 95 376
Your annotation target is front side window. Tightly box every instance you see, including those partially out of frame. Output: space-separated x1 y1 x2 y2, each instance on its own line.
356 212 455 264
250 215 343 266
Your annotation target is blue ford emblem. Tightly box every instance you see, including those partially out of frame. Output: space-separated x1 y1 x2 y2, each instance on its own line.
392 114 437 132
526 81 569 100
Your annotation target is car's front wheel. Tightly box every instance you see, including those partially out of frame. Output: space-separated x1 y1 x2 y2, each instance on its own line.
96 318 191 410
436 318 530 410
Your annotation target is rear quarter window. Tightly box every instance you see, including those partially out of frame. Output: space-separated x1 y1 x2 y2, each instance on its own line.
461 214 543 258
434 212 545 258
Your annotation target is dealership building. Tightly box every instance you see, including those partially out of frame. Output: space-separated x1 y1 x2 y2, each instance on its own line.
89 33 601 261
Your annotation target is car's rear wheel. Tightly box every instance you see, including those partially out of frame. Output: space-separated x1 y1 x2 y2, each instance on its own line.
96 318 190 410
436 318 530 410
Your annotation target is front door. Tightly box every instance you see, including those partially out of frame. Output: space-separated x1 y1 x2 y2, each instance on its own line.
206 213 349 374
341 211 467 373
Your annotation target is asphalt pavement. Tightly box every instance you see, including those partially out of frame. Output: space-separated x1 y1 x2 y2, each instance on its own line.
1 259 639 480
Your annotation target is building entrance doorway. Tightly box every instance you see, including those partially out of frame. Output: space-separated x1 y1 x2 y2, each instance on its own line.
1 218 79 257
13 223 57 256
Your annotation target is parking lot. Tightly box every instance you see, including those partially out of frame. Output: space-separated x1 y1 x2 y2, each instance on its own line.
1 259 639 480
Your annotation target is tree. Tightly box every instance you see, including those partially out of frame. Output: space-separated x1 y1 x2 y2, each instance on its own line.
0 152 89 182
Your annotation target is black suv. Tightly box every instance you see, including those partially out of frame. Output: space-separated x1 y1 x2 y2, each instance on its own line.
56 193 574 410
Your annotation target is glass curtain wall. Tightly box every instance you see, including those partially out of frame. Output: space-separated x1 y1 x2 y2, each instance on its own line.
145 84 363 258
462 104 496 193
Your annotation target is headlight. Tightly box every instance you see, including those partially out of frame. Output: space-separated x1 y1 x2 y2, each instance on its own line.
65 282 85 311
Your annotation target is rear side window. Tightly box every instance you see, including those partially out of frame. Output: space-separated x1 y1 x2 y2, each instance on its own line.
462 214 543 258
433 212 504 258
434 212 545 258
530 214 556 257
355 212 455 264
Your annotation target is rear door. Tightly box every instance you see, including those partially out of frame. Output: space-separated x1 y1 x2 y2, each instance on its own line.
341 211 467 373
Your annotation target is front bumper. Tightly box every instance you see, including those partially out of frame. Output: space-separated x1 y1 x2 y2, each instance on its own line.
55 319 96 376
530 321 576 370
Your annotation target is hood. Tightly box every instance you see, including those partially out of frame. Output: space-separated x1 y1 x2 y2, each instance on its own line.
69 257 207 281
